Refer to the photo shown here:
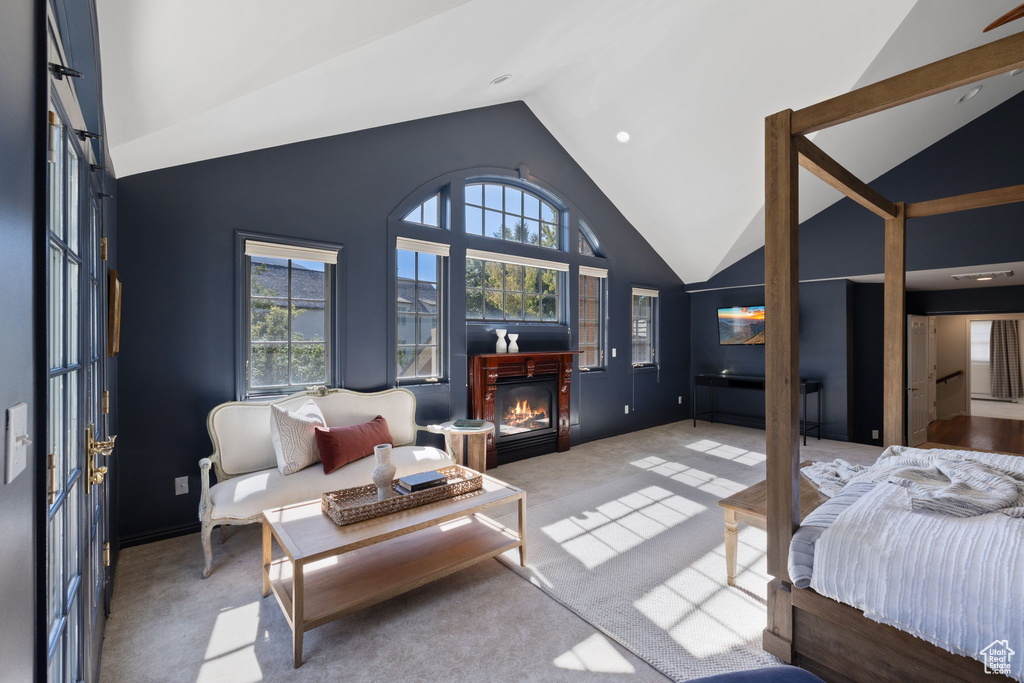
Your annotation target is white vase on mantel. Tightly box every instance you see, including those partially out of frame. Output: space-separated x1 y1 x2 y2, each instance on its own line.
495 329 508 354
507 334 519 354
372 444 396 501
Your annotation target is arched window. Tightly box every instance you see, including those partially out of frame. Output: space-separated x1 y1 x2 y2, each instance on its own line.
402 193 441 227
464 182 559 249
578 219 602 256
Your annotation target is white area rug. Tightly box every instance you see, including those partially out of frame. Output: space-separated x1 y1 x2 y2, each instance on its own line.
497 440 782 681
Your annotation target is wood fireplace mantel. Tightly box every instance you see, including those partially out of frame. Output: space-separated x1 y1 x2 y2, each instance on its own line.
469 352 575 468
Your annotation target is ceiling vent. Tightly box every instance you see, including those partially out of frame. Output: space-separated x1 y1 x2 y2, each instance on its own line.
950 270 1014 282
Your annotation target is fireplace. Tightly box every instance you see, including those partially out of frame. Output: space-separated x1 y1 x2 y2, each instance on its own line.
469 351 574 468
496 378 556 440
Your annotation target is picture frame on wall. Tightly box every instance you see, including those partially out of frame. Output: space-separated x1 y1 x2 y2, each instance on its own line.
108 270 122 357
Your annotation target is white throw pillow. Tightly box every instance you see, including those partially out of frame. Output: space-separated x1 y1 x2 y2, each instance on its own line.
270 400 326 475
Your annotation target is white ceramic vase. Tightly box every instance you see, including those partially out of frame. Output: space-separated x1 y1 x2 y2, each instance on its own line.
372 444 396 501
507 333 519 354
495 329 508 354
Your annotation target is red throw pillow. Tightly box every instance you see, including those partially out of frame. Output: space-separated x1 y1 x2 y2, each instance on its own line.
315 416 394 474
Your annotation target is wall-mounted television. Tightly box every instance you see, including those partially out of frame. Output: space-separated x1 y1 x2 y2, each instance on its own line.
718 306 765 345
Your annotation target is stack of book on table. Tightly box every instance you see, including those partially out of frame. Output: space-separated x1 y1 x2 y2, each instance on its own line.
396 470 448 495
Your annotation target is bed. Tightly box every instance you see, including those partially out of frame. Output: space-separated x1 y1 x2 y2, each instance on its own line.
761 29 1024 683
789 447 1023 681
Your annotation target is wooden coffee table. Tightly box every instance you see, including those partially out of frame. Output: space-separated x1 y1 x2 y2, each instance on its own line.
261 473 526 667
717 461 826 586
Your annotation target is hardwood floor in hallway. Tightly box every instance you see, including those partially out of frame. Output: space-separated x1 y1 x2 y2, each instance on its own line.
927 414 1024 455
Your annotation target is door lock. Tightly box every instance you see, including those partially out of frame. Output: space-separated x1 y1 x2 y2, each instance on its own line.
86 423 117 458
87 465 108 494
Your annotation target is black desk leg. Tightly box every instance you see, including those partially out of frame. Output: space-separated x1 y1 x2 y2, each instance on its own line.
692 379 696 427
802 388 807 446
710 386 714 424
817 388 822 440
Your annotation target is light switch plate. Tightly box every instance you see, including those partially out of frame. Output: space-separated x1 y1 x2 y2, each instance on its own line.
6 403 30 484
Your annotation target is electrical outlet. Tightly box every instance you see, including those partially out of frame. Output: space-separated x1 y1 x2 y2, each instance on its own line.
677 396 682 405
174 476 188 496
611 348 617 358
624 405 630 414
872 429 879 440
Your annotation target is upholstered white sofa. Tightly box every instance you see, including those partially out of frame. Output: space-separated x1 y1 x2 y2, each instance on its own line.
199 387 454 578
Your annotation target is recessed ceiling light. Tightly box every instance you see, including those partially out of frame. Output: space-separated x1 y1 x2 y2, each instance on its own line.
957 85 983 103
1011 68 1024 77
490 74 511 85
616 131 631 143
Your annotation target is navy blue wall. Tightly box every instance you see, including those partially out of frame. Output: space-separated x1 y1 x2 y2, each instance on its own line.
116 102 689 543
688 90 1024 447
0 1 43 677
693 90 1024 290
689 281 852 440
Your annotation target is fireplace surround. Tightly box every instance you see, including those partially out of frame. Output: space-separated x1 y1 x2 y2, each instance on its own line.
469 352 574 467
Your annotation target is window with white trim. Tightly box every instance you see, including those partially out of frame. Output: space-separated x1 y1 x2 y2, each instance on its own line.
244 239 337 397
465 182 560 249
397 237 448 381
579 266 607 369
465 249 565 322
631 287 658 366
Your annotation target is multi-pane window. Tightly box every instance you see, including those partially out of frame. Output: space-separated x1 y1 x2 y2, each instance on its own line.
244 240 337 397
465 252 564 322
402 193 440 228
579 268 607 369
397 239 447 381
579 220 601 256
465 182 559 249
631 287 659 366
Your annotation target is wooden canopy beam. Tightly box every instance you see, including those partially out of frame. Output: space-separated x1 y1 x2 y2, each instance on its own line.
795 136 898 219
906 183 1024 218
791 32 1024 135
763 109 800 663
883 203 907 447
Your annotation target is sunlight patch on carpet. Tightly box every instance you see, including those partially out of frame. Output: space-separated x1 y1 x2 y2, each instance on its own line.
554 633 637 673
684 440 766 465
631 457 748 497
540 486 706 569
200 601 263 681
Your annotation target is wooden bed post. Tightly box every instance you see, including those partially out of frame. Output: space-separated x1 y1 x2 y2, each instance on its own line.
763 109 800 662
883 202 906 446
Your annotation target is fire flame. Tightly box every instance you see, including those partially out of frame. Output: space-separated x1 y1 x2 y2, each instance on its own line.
504 398 548 427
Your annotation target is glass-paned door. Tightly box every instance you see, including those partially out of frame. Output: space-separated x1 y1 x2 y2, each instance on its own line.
47 8 112 682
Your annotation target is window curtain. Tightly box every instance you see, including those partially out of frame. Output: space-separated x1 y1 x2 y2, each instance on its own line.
989 320 1023 399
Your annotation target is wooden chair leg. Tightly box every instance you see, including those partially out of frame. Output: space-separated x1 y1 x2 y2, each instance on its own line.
724 509 739 587
201 522 214 579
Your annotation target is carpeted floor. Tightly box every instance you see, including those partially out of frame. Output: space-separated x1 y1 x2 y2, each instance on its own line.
99 421 881 682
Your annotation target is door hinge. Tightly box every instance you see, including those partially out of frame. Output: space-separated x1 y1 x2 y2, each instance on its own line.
47 452 57 506
101 390 110 414
47 111 57 163
100 237 108 261
102 542 111 567
75 129 101 142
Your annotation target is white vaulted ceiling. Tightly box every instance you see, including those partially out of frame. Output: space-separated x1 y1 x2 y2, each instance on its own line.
97 0 1024 283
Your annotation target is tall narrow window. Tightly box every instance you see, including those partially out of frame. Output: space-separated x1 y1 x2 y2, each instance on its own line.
397 238 448 381
465 249 566 322
244 239 337 397
464 182 560 249
579 266 607 369
631 287 659 366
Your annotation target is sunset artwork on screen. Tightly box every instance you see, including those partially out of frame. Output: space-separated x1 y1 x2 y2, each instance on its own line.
717 306 765 345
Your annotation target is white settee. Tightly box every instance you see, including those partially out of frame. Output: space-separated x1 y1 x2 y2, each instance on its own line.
199 387 454 578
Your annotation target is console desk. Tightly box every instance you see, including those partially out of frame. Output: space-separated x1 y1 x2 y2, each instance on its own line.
691 373 822 445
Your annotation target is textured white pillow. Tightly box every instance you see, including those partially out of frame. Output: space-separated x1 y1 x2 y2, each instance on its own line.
270 400 326 475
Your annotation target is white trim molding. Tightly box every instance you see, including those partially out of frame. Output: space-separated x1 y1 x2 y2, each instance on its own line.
466 248 569 272
245 239 338 264
396 237 450 256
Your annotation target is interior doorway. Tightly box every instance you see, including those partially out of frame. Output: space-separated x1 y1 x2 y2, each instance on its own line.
922 312 1024 455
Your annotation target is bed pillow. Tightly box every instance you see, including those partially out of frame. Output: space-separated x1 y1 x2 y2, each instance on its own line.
269 400 326 475
315 416 394 475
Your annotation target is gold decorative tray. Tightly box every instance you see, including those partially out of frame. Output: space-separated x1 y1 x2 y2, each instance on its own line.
321 465 483 526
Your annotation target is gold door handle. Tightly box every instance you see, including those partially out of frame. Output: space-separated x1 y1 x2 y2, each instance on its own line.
86 423 117 458
87 465 107 494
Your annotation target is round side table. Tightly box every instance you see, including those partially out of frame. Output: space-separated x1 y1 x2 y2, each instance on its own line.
438 420 494 472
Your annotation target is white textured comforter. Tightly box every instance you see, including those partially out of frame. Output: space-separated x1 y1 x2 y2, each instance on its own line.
809 447 1024 681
